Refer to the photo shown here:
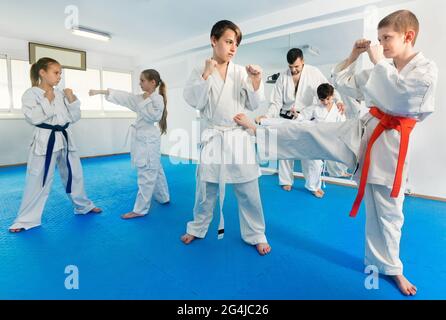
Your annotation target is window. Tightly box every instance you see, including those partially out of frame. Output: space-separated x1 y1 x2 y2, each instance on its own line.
102 70 132 111
0 57 133 116
64 68 101 111
11 59 31 110
0 57 9 110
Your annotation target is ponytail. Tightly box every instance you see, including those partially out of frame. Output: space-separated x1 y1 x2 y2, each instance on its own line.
30 63 40 87
158 80 168 135
29 57 60 87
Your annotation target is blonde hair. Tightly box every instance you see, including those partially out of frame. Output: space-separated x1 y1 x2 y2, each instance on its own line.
30 57 60 87
141 69 167 135
378 10 419 45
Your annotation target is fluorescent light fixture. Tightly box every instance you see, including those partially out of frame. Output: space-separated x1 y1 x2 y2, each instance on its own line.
72 26 111 42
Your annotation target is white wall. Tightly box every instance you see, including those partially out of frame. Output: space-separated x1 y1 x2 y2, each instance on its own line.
0 118 135 165
146 0 446 199
0 35 137 165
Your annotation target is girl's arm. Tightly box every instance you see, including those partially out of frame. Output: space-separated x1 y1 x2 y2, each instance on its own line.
63 88 81 123
22 89 56 125
89 89 139 112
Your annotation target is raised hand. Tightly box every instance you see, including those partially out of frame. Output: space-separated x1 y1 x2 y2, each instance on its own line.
350 39 371 62
246 64 262 79
202 58 218 80
64 88 76 104
246 64 262 91
367 44 385 65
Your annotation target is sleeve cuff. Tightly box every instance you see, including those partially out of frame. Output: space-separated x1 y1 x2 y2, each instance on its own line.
105 88 115 101
332 59 357 77
65 97 80 108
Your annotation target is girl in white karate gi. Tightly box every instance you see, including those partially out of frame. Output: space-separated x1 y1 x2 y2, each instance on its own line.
235 10 437 295
89 69 170 219
9 57 102 232
180 20 271 255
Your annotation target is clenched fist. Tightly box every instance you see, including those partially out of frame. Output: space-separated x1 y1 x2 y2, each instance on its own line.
202 58 218 80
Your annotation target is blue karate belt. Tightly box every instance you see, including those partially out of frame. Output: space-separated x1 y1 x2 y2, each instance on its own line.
35 123 72 193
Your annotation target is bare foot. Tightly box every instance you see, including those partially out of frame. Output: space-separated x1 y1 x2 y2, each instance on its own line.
256 243 271 256
121 212 145 219
391 275 417 296
88 207 102 214
181 233 196 244
9 228 25 233
312 190 324 198
282 185 292 191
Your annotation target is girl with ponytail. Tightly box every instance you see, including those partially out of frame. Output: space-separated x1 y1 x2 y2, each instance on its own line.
89 69 170 219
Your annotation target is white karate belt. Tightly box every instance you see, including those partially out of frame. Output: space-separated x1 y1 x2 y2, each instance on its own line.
198 124 242 240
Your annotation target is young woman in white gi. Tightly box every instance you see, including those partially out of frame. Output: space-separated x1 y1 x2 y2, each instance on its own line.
180 20 271 255
89 69 170 219
235 10 437 295
9 57 102 232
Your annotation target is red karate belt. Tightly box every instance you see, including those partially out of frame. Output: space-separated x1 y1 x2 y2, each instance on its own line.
349 107 417 217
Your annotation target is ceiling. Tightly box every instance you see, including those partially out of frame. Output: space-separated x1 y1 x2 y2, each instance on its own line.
0 0 311 59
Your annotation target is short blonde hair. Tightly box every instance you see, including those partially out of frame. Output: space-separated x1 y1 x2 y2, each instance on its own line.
378 10 419 45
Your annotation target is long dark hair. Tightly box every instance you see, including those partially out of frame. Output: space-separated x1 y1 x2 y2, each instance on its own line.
141 69 167 135
30 57 60 86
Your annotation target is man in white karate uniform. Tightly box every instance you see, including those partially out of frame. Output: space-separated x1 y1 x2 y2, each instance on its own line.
180 20 271 255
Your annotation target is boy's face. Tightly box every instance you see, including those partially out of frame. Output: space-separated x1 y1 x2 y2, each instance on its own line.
319 95 333 107
377 26 413 58
211 29 238 62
